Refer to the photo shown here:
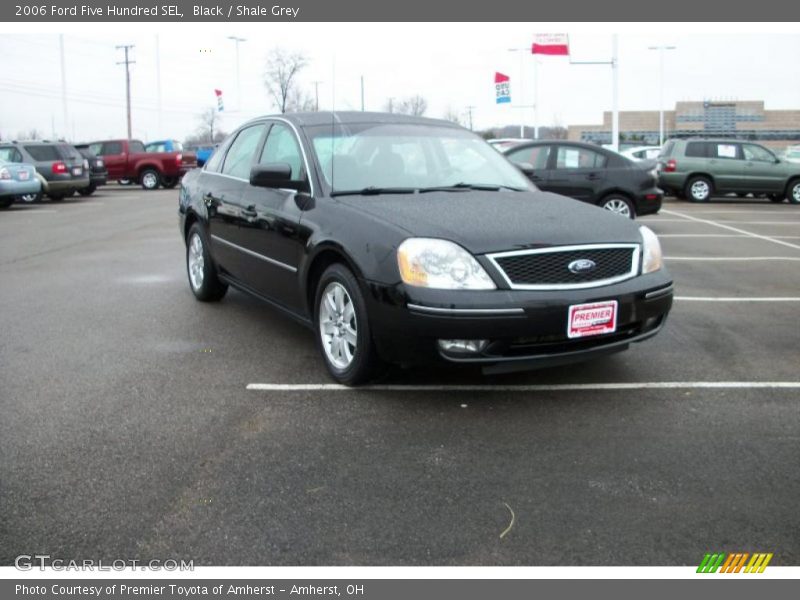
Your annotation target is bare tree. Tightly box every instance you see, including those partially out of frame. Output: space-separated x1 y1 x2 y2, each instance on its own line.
396 95 428 116
15 128 44 141
264 48 308 114
442 106 462 125
284 88 316 113
186 108 225 145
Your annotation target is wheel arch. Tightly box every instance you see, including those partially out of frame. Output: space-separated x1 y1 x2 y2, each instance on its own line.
302 243 367 318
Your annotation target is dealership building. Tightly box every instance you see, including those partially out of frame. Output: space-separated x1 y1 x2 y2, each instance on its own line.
568 101 800 149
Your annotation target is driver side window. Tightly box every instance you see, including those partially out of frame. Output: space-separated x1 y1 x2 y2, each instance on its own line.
259 123 304 181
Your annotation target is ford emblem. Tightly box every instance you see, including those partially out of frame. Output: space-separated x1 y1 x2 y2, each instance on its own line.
568 259 597 274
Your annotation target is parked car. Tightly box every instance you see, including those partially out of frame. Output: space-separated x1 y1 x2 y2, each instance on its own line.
0 158 41 209
621 145 662 162
187 144 218 167
488 138 534 152
658 138 800 204
74 144 108 196
503 140 663 219
145 139 183 153
179 112 673 385
0 141 89 201
87 139 196 190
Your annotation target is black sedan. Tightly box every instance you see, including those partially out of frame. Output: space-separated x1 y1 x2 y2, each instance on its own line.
503 140 663 219
179 112 673 385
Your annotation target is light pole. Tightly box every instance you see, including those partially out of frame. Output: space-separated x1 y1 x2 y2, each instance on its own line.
648 44 676 146
507 47 535 138
227 36 246 112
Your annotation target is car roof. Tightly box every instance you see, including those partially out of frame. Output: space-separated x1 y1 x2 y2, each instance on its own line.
244 111 463 129
501 140 607 152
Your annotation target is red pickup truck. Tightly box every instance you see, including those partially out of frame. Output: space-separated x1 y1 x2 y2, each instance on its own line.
87 139 197 190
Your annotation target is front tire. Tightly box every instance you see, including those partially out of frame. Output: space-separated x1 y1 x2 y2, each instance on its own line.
600 194 635 219
685 176 713 202
786 180 800 205
186 224 228 301
314 264 382 386
140 169 161 190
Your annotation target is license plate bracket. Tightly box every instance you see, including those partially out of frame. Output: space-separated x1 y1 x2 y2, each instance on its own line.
567 300 618 339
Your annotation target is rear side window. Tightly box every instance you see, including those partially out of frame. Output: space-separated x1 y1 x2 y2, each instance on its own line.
129 141 146 153
659 140 675 158
100 142 122 155
0 147 23 162
58 144 81 161
507 145 551 169
145 142 166 153
24 145 60 161
555 146 606 169
684 142 708 158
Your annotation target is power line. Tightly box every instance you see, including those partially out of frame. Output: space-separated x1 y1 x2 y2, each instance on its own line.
116 44 135 139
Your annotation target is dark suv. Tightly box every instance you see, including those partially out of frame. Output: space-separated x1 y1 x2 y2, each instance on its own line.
658 138 800 204
504 141 663 219
0 141 89 201
74 144 109 196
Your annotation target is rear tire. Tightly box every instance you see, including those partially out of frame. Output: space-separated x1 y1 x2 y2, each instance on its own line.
600 194 635 219
0 198 13 209
48 194 65 202
160 175 178 189
18 191 42 203
314 263 383 386
186 224 228 302
140 169 161 190
786 180 800 205
118 179 132 186
78 184 96 197
685 176 713 202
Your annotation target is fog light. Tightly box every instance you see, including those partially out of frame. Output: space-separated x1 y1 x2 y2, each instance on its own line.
438 339 489 354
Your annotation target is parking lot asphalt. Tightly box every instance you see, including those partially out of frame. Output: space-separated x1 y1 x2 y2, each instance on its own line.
1 188 798 566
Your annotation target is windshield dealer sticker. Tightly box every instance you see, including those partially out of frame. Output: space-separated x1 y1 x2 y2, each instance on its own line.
567 300 618 339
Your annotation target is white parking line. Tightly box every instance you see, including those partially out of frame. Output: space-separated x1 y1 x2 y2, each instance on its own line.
658 234 800 239
666 256 800 261
247 381 800 392
660 209 800 251
675 296 800 302
642 219 800 225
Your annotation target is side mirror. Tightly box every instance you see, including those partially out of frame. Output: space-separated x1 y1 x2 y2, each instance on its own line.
250 163 309 192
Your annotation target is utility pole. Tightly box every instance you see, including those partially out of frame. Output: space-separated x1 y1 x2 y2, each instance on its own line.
227 36 246 112
648 44 676 146
611 34 619 151
59 35 68 140
155 35 162 133
116 44 135 139
507 48 528 138
360 75 365 111
465 105 475 131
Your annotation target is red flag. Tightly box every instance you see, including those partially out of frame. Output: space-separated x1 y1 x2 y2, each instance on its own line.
494 72 510 84
532 34 569 56
214 89 223 97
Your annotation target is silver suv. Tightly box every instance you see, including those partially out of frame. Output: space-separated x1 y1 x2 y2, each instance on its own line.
0 141 89 202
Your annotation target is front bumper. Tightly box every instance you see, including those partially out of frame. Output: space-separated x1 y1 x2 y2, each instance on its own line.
364 270 673 372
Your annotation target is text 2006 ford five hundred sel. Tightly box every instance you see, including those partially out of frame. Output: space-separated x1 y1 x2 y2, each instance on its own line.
178 112 673 385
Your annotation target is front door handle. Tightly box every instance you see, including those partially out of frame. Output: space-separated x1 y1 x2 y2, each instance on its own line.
241 205 258 218
202 193 215 206
586 173 600 181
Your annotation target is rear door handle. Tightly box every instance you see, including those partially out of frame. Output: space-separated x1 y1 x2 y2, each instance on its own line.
241 205 258 218
586 173 600 180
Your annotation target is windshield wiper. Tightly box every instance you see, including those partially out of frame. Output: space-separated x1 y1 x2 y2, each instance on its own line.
419 182 524 193
330 186 418 197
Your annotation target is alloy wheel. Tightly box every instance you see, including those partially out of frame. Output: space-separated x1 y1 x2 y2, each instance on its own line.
319 282 358 370
603 198 633 218
187 233 205 291
691 180 710 201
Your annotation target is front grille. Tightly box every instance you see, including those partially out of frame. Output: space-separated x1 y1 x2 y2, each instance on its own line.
488 244 638 289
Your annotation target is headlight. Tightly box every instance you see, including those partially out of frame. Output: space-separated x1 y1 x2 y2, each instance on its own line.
640 225 663 274
397 238 496 290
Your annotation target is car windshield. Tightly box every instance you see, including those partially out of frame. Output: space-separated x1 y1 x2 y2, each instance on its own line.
306 123 532 195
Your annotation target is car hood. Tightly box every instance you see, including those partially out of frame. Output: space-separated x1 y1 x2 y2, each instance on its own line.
336 190 643 255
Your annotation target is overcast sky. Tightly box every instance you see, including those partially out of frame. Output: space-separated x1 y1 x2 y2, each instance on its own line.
1 24 799 142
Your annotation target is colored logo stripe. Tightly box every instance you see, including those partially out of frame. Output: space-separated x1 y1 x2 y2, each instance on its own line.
697 552 773 573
